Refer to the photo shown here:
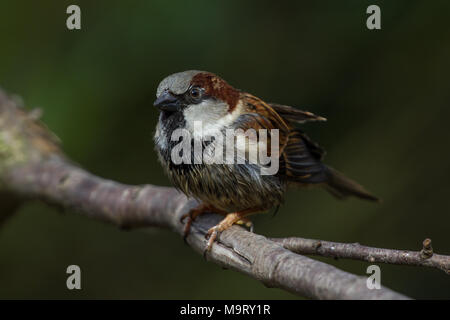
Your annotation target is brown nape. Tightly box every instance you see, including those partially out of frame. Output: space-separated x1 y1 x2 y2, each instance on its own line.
191 72 240 111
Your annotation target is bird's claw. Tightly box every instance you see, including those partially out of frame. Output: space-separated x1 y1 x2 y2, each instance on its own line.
180 204 211 242
182 216 193 243
180 211 199 243
180 213 189 223
203 226 220 258
202 214 255 257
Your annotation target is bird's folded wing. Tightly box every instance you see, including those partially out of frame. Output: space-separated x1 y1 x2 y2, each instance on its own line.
234 94 291 157
232 95 327 183
269 103 326 123
280 129 328 184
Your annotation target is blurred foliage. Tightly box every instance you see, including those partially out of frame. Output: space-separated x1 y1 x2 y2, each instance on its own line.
0 0 449 299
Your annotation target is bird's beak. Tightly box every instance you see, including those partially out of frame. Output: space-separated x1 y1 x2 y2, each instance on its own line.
153 91 181 112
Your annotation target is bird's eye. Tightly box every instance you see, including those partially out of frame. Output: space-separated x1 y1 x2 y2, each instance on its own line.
189 87 202 100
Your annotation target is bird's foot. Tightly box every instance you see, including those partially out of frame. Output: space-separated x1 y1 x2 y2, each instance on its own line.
204 212 251 256
180 203 225 242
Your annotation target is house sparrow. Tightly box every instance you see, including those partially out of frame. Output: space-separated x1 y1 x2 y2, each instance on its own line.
154 70 379 252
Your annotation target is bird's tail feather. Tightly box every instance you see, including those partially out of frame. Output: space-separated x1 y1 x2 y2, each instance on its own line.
324 166 380 202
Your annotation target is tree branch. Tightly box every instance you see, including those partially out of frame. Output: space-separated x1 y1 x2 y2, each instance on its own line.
0 88 414 299
271 237 450 274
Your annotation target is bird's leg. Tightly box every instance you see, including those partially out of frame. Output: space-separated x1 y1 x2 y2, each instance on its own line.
204 208 260 253
180 203 226 241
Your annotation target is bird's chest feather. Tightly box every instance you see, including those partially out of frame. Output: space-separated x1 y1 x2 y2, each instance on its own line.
154 116 285 211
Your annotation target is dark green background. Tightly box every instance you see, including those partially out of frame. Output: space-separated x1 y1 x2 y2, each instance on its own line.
0 0 449 299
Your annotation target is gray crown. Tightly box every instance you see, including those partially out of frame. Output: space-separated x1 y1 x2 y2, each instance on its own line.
156 70 205 97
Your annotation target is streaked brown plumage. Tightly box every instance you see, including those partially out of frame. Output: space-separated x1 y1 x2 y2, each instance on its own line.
153 70 379 252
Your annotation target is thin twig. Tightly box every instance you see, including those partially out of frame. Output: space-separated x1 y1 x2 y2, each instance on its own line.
271 237 450 274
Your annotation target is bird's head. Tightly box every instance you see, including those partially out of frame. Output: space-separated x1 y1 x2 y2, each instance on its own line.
154 71 241 132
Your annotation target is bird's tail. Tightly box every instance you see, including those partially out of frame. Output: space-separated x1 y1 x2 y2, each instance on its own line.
324 166 380 202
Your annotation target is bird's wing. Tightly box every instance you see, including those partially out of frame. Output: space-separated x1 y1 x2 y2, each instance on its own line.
241 95 291 131
231 94 327 184
268 103 326 124
264 101 328 183
280 129 328 184
236 94 291 155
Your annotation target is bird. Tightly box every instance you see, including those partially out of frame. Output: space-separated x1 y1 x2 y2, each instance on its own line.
153 70 379 253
